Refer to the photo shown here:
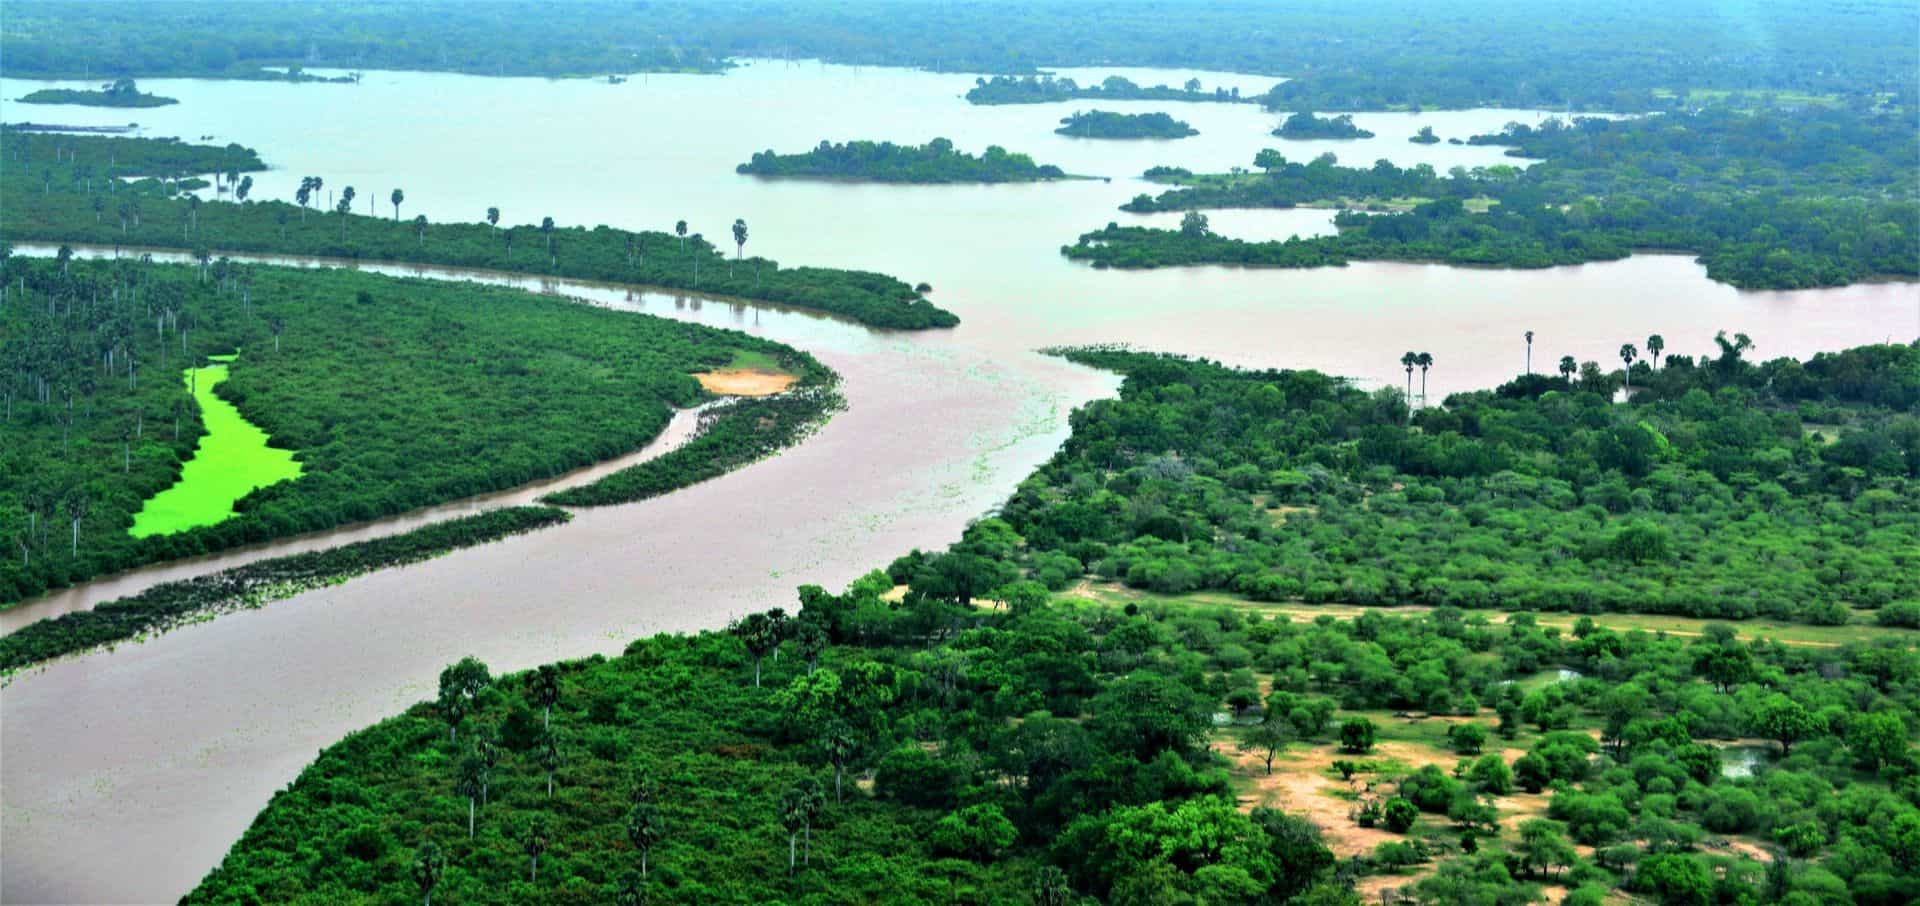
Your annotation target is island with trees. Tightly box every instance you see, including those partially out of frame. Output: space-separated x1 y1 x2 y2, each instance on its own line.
1055 110 1198 139
965 73 1249 105
1409 125 1441 144
0 130 959 329
736 138 1068 183
1077 106 1919 290
17 78 178 108
184 341 1920 905
1272 111 1375 139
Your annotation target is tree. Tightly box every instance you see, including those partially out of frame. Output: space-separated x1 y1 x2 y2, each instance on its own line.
822 721 859 801
1558 355 1577 381
1517 819 1576 879
1036 866 1072 906
1620 343 1638 392
1340 717 1376 753
1179 210 1209 237
1750 694 1823 756
1524 330 1535 374
519 814 551 882
1635 853 1713 906
455 752 487 838
1254 148 1285 174
529 664 560 728
236 175 251 201
537 728 561 796
540 216 556 263
781 779 825 873
1383 796 1419 833
731 612 779 686
391 187 404 221
1240 717 1291 774
486 206 499 231
732 217 748 261
1415 351 1433 402
675 219 688 252
1647 333 1665 369
411 841 444 906
1448 722 1487 755
1847 711 1910 770
413 214 428 245
625 801 664 878
436 656 492 742
1401 351 1417 412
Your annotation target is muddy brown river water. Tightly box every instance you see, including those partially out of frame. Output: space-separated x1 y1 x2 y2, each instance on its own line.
1 62 1915 903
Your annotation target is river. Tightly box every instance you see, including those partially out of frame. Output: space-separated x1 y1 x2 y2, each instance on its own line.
2 62 1915 904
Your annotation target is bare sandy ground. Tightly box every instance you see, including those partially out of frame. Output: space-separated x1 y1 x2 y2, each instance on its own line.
694 369 798 395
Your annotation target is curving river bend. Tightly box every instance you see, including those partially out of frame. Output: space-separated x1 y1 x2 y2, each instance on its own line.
2 62 1916 903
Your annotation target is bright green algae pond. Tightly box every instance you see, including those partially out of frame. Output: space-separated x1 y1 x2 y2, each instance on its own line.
129 355 303 538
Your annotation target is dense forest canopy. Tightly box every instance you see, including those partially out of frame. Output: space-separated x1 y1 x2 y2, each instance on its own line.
3 1 1913 110
1055 110 1198 139
188 347 1920 905
736 138 1067 183
0 131 959 329
0 255 827 605
1080 107 1920 290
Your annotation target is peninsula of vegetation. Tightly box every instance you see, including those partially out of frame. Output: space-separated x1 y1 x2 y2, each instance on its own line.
1056 110 1197 139
0 248 835 606
1082 107 1919 290
0 130 958 329
736 138 1068 183
966 73 1248 105
188 340 1920 905
17 78 177 108
1272 111 1374 139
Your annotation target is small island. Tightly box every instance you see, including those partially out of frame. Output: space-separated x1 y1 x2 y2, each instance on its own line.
1272 111 1374 139
1056 110 1198 140
1409 125 1441 144
17 78 178 108
736 138 1067 183
967 73 1247 105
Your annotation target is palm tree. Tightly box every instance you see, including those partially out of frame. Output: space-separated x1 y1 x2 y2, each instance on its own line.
538 729 561 796
487 206 500 231
455 753 487 837
1646 334 1665 370
414 214 428 246
1619 343 1638 393
1524 330 1535 375
540 216 556 266
625 801 664 879
675 219 688 252
781 780 824 874
1399 351 1417 413
530 664 560 728
732 217 748 266
56 245 72 275
296 180 312 220
1558 355 1577 382
187 195 201 235
276 208 290 239
1416 352 1433 403
63 488 88 555
412 842 444 906
519 815 552 882
390 188 405 221
823 722 858 801
269 317 285 352
312 176 324 210
236 175 251 202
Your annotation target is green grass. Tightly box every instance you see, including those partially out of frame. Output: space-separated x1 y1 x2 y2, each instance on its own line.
129 355 302 538
719 348 786 372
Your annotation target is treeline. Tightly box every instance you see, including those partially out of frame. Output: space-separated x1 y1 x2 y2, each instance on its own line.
1080 107 1920 289
187 512 1920 902
1055 110 1197 139
736 138 1066 183
965 74 1248 105
0 132 958 329
0 257 827 604
5 1 1913 112
1272 112 1374 139
544 388 841 507
3 128 263 181
0 506 569 671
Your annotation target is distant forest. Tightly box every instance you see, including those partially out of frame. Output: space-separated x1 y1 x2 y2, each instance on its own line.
2 1 1915 110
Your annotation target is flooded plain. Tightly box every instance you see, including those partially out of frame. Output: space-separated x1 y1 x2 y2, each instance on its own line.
1 61 1915 903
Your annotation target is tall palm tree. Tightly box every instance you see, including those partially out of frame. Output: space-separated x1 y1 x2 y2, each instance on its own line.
675 219 688 252
1399 351 1417 411
391 188 405 221
1558 355 1577 382
781 781 824 874
625 801 664 879
1524 330 1535 375
540 216 556 259
413 214 428 245
486 206 500 231
411 842 444 906
732 217 748 261
519 815 551 882
1619 343 1638 393
1416 352 1433 403
1646 334 1665 370
455 754 486 838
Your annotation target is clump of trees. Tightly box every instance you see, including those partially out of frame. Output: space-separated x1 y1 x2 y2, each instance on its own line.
1055 110 1198 139
737 138 1066 183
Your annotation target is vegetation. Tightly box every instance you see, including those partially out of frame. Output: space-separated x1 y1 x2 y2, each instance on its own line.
1055 110 1197 140
16 78 177 108
1272 112 1374 140
186 346 1920 906
0 506 569 672
736 138 1066 183
4 1 1913 112
127 355 303 537
0 255 827 606
1077 106 1919 290
966 73 1248 105
0 131 958 329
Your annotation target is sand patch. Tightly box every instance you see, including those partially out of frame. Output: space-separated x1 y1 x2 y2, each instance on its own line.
694 369 797 396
